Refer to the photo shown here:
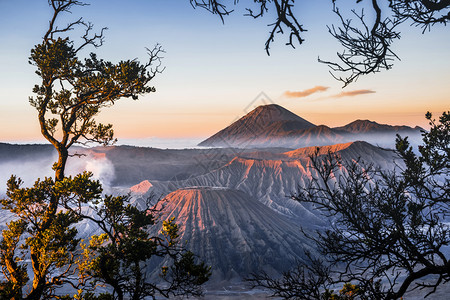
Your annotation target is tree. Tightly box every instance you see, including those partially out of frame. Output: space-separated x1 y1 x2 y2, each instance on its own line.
192 0 450 86
29 0 163 182
0 1 209 299
249 111 450 299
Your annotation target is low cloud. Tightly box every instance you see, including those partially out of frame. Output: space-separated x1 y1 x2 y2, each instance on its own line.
284 86 329 98
333 89 376 98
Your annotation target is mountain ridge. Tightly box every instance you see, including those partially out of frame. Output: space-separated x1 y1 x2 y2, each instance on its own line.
198 104 422 148
143 141 399 221
334 119 424 134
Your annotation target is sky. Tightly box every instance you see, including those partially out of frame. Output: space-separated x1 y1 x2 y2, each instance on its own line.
0 0 448 146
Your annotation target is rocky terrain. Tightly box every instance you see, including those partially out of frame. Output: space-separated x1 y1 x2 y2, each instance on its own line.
149 187 314 286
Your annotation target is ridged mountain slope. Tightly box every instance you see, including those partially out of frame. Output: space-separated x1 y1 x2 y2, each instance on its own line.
146 142 398 221
150 187 313 284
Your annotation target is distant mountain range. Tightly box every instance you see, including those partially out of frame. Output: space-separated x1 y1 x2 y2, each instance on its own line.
198 104 423 149
334 119 422 134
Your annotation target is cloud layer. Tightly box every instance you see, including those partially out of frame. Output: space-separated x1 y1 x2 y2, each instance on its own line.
284 86 329 98
333 89 376 98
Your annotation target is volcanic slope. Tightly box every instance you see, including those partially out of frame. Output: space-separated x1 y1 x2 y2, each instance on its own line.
149 187 314 285
144 141 399 222
198 104 322 148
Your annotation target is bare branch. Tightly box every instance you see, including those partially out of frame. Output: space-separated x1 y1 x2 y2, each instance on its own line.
44 0 88 42
319 2 401 87
391 0 450 31
75 22 108 53
245 0 306 55
190 0 235 22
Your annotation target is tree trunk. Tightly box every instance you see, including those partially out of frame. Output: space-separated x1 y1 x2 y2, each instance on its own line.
25 250 46 300
131 261 142 300
4 258 23 300
23 145 68 299
55 145 68 182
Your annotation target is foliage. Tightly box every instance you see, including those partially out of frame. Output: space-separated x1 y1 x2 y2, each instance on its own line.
322 283 364 300
193 0 450 86
249 111 450 299
0 173 102 299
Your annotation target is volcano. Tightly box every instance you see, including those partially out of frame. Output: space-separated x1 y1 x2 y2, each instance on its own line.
198 104 318 148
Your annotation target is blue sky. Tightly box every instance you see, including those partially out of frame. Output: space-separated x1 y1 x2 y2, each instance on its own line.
0 0 448 143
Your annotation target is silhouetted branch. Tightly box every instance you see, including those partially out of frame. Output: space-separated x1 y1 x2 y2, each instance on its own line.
190 0 305 55
145 44 166 81
319 1 401 87
391 0 450 31
45 0 88 41
245 0 306 55
75 22 108 52
191 0 449 84
68 152 87 158
318 0 449 87
190 0 235 22
247 253 333 299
